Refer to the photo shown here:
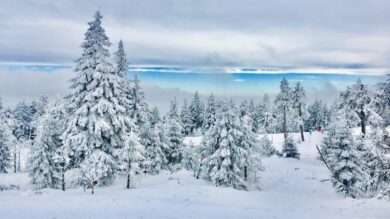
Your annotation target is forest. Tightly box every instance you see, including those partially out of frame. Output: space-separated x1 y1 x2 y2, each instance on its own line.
0 11 389 202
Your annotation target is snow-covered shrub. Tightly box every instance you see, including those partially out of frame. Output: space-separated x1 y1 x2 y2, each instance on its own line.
282 137 300 159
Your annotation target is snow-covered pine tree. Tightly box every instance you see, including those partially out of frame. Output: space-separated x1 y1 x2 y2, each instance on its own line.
293 82 307 141
339 79 382 135
114 40 129 78
114 40 133 113
0 122 11 173
29 113 57 189
166 97 183 172
30 96 49 139
149 107 161 128
378 74 390 125
182 140 199 172
254 93 275 134
62 11 131 186
13 101 34 141
282 136 300 159
239 100 249 118
274 78 295 138
117 129 145 189
130 74 150 128
306 99 324 131
80 150 116 194
258 127 276 157
321 109 366 198
248 99 257 132
354 134 380 197
203 93 217 132
49 99 69 190
189 91 204 135
199 100 252 190
239 114 263 189
29 99 66 189
145 124 168 174
180 99 192 136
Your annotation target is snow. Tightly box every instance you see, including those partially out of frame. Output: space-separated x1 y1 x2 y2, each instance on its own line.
0 132 389 219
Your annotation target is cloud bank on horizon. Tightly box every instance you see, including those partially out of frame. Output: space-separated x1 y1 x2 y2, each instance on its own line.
1 0 390 74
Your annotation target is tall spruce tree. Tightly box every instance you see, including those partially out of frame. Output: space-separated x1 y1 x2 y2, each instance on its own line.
254 93 275 134
293 82 307 141
199 100 255 190
203 93 217 132
189 91 204 135
29 113 58 189
321 110 366 198
339 79 382 135
166 98 183 171
62 11 131 187
130 74 150 128
180 99 192 136
274 78 294 138
0 122 11 173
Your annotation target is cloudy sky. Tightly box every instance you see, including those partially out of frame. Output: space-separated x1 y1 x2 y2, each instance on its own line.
1 0 390 72
0 0 389 109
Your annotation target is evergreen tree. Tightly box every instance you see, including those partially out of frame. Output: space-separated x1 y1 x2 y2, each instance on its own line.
180 99 192 136
117 129 145 189
258 128 276 157
189 91 204 135
28 113 57 189
114 40 129 78
199 101 253 190
149 107 161 128
254 93 275 133
80 150 116 194
130 74 150 128
282 136 300 159
62 11 131 186
13 101 33 141
49 99 69 190
354 134 380 197
0 122 11 173
145 125 168 174
166 98 183 171
114 40 133 114
339 79 382 135
239 114 264 188
293 82 307 141
274 78 295 138
182 141 199 172
239 100 249 118
30 96 49 139
321 110 366 198
306 99 325 131
203 94 217 132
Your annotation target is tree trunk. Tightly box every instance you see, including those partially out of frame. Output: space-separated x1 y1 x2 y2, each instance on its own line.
126 162 131 189
360 109 366 135
91 185 94 195
298 103 305 142
283 105 287 139
244 166 248 181
61 170 65 191
13 149 16 173
17 148 21 172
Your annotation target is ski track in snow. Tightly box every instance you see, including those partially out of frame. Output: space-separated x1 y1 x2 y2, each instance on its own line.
0 132 389 219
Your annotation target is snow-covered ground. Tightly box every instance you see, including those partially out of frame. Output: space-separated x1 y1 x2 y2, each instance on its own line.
0 132 389 219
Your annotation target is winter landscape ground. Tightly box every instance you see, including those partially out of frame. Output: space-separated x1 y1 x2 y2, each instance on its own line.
0 132 389 219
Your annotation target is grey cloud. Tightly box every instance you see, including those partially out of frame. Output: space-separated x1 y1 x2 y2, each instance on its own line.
1 0 390 71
